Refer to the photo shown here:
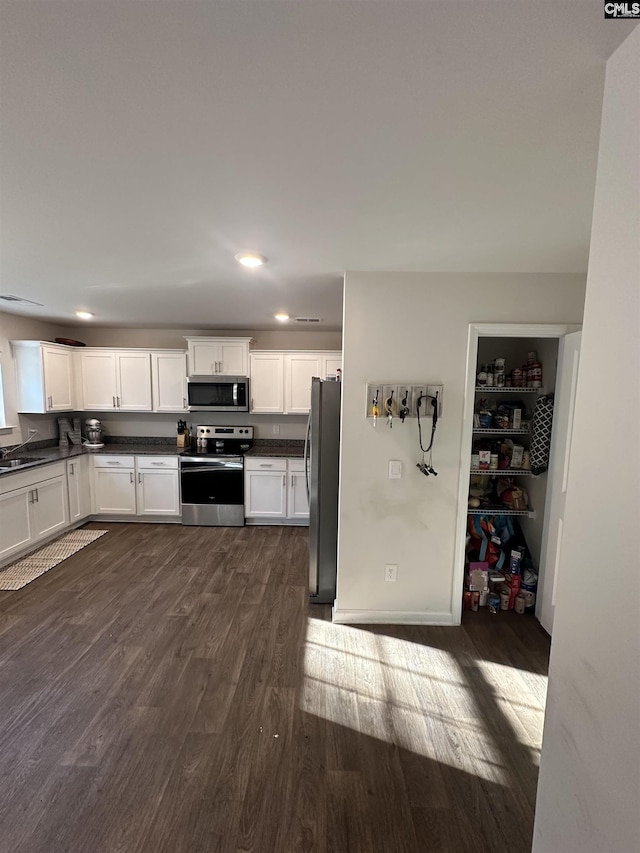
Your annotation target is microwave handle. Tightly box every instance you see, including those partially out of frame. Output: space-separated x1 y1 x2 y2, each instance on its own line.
233 383 238 405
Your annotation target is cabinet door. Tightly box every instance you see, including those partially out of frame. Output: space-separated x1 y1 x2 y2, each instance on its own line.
322 353 342 381
250 352 284 413
151 352 187 412
189 342 219 376
287 470 309 519
31 476 69 541
116 352 152 411
42 346 75 411
93 468 137 514
67 457 91 523
80 352 118 410
244 470 287 517
219 341 248 375
284 353 322 414
0 487 33 562
136 468 180 516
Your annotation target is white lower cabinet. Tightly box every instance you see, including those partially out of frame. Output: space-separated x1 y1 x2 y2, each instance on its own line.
67 456 92 523
136 458 180 516
92 455 179 517
0 487 33 562
287 459 309 519
0 462 69 565
245 457 308 523
245 458 287 519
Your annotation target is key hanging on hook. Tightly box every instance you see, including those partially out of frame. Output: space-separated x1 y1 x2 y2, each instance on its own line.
400 389 410 423
371 389 380 427
384 389 395 428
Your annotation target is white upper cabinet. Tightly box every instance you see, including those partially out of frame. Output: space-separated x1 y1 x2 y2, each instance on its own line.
151 351 188 412
79 350 152 411
284 352 342 414
249 352 285 413
11 341 75 413
284 353 323 414
250 350 342 414
185 337 251 377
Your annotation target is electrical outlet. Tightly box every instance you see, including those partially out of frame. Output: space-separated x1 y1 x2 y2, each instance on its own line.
385 563 397 582
272 424 280 435
28 429 38 435
426 385 444 418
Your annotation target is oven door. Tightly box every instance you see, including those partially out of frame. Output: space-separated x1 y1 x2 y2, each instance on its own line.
187 378 249 412
180 456 245 526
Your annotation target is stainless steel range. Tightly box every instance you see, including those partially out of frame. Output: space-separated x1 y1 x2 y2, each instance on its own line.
180 425 253 527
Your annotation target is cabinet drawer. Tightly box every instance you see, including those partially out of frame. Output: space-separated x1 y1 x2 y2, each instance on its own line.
244 457 287 472
287 458 306 472
93 455 135 469
136 455 178 470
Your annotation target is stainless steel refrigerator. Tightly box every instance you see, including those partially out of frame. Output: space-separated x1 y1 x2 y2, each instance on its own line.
305 377 341 604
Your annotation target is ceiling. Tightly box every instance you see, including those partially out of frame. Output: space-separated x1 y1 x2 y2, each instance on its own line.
0 1 635 331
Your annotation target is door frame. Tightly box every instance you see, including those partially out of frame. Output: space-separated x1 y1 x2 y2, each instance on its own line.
451 323 581 626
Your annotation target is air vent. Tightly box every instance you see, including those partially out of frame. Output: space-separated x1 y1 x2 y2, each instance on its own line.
0 294 44 306
295 317 322 324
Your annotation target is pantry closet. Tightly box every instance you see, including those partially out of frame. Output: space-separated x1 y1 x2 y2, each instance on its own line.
455 324 581 634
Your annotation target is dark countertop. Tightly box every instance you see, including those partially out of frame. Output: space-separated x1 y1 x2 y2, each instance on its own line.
0 438 306 479
0 442 183 480
245 443 304 459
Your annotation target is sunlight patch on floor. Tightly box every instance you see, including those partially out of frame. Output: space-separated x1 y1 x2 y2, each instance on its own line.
300 618 550 784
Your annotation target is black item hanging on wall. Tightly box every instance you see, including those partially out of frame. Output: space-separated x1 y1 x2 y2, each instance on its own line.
530 394 554 475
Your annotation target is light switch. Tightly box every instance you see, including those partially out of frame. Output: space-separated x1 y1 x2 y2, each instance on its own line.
389 460 402 479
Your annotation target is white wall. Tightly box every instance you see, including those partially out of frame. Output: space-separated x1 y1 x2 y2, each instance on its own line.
533 29 640 853
54 325 342 351
335 273 585 623
0 311 63 447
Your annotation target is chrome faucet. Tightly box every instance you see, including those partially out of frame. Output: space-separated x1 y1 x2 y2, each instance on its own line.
0 429 38 459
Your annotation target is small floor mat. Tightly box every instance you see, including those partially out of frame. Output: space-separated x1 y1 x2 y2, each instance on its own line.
0 529 108 590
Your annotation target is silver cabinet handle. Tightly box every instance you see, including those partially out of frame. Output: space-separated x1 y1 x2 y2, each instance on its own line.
106 461 121 465
282 475 286 489
70 463 75 475
183 398 187 409
34 489 38 503
259 463 273 468
150 461 165 466
29 489 35 504
130 472 134 483
48 395 52 409
113 396 117 408
117 396 121 408
291 474 294 488
138 472 142 483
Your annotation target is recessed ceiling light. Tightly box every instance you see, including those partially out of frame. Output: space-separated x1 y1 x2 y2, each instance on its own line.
75 311 94 320
274 313 290 322
235 251 267 268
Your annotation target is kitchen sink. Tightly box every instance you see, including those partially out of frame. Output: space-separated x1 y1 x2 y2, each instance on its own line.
0 456 45 470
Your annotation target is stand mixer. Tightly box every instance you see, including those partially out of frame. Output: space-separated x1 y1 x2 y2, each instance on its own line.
83 418 104 448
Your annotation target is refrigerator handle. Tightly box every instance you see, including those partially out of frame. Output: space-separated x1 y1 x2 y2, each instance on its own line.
304 408 312 502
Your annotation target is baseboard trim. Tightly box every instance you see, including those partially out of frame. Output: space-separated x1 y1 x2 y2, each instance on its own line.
332 608 456 626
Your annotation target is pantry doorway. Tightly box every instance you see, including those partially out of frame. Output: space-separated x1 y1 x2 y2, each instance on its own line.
453 324 582 635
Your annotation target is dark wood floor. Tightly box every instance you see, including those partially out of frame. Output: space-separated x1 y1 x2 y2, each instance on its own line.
0 522 550 853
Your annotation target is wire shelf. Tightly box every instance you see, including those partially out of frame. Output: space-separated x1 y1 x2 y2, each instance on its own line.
467 506 535 518
472 428 530 435
475 387 545 394
470 469 532 476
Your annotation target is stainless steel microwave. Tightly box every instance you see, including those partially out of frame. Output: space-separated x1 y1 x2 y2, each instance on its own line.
187 376 249 412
